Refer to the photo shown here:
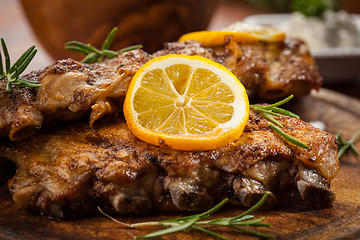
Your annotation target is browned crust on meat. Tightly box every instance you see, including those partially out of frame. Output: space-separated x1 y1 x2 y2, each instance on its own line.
0 49 151 141
0 111 339 218
1 38 321 141
154 38 322 99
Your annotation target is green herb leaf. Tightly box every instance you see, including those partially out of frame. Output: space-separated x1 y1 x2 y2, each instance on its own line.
270 122 310 149
16 48 37 75
101 49 119 58
82 52 99 64
101 27 118 51
118 44 143 53
65 41 91 53
9 45 35 73
65 27 143 63
336 131 360 159
137 216 200 239
0 38 41 93
0 47 3 75
131 193 272 239
63 46 89 55
1 38 11 73
252 95 294 109
268 107 300 118
250 96 309 149
260 112 284 128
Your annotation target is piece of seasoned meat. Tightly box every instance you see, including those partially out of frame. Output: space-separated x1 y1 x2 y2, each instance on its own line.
153 39 322 99
0 38 321 141
0 111 339 219
0 49 151 141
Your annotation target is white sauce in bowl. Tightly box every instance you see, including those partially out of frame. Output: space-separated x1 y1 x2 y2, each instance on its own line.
278 11 360 49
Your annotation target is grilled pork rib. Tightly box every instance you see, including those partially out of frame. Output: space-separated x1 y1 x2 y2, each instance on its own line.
0 38 321 141
0 111 339 219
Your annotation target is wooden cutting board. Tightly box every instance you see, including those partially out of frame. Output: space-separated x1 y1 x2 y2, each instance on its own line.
0 88 359 240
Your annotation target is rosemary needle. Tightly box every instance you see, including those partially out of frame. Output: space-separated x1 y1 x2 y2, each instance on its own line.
0 38 41 92
269 122 310 149
250 96 310 149
131 193 272 239
65 27 143 63
336 131 360 159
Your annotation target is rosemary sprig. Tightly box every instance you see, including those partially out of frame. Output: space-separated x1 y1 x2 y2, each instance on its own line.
336 131 360 159
65 27 142 63
131 193 272 239
0 38 41 92
250 95 310 149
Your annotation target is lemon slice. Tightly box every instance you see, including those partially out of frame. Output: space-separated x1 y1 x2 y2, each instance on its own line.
123 54 249 151
178 22 286 47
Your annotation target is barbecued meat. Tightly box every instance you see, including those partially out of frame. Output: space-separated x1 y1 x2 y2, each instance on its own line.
0 111 339 219
0 49 151 141
1 38 321 141
154 39 322 99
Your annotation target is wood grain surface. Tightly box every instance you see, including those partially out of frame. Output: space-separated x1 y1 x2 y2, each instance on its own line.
0 88 359 240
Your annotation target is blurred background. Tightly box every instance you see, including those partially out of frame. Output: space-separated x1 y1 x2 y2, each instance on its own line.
1 0 360 98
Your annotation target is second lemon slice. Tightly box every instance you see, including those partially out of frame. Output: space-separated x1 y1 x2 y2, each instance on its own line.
178 22 286 47
123 54 249 151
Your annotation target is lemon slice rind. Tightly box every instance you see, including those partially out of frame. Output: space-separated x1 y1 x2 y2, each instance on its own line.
124 54 249 151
